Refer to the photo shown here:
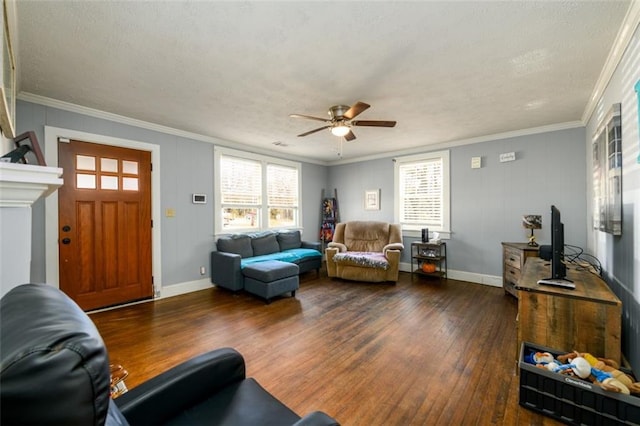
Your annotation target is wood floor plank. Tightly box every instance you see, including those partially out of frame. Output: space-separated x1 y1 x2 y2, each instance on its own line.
90 270 563 425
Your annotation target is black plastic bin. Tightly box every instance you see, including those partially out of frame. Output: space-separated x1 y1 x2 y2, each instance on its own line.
519 342 640 425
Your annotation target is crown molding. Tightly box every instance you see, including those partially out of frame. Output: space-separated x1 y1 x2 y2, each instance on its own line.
17 92 329 166
582 1 640 125
326 121 584 166
19 92 583 168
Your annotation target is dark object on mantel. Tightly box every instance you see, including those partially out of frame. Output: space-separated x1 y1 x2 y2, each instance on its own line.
0 144 31 163
0 284 340 426
11 131 46 166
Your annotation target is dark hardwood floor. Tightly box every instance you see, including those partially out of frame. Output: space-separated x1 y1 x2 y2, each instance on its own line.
90 270 562 425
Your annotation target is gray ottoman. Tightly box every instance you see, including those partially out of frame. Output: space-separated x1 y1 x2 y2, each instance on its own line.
242 260 299 304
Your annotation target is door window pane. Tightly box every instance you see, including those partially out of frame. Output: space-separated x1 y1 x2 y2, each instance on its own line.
123 177 139 191
76 155 96 171
122 160 138 175
101 158 118 173
101 175 118 190
77 174 96 189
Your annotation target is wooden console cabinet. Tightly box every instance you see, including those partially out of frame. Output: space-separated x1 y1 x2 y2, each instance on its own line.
515 257 621 364
502 242 539 298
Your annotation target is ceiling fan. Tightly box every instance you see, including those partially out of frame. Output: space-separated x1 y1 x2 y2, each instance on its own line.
290 101 396 141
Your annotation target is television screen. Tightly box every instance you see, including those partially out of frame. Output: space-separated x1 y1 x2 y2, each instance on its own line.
537 205 574 288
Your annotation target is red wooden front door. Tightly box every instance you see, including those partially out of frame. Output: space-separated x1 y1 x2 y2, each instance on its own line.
58 139 152 310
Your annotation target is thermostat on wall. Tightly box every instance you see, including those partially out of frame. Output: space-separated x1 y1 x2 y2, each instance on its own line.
192 194 207 204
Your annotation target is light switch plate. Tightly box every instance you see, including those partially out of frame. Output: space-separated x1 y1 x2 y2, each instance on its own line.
471 157 481 169
499 152 516 162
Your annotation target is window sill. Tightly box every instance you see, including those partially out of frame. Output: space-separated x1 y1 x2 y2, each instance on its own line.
403 229 451 240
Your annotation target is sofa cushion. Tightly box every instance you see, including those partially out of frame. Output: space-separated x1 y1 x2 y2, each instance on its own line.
240 249 321 269
332 251 390 270
217 235 253 258
343 221 390 252
0 284 111 426
242 260 299 282
277 231 302 251
161 378 301 425
251 232 280 256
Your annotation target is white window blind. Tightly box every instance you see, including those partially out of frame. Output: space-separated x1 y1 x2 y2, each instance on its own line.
399 158 443 227
394 150 450 235
215 147 301 233
220 156 261 205
267 164 297 207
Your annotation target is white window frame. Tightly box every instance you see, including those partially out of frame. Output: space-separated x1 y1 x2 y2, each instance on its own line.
394 150 451 239
214 146 301 235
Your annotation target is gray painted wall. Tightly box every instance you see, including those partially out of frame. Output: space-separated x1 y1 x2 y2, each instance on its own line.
327 127 586 277
16 100 324 288
585 24 639 372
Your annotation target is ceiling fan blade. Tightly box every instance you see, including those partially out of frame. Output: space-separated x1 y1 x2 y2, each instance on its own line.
352 120 397 127
297 125 330 137
289 114 328 123
343 102 370 120
344 130 356 141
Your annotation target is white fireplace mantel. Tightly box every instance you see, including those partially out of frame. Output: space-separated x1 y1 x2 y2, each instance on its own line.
0 162 63 297
0 162 63 207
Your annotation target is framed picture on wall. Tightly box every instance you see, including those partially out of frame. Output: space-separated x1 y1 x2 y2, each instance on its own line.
364 189 380 210
592 103 621 235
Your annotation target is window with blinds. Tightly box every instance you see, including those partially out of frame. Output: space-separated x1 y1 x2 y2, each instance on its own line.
395 150 450 234
219 155 262 229
267 164 298 228
215 147 300 232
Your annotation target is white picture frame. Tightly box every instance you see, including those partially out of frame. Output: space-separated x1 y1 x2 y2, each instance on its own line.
364 189 380 210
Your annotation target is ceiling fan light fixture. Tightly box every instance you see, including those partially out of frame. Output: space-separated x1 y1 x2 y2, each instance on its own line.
331 125 350 137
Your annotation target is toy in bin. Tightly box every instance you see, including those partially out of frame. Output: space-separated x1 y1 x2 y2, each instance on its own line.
524 348 640 396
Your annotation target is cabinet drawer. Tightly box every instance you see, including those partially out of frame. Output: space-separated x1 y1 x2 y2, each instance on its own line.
504 248 522 269
504 265 521 284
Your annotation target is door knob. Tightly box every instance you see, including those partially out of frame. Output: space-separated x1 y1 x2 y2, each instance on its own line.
62 238 71 244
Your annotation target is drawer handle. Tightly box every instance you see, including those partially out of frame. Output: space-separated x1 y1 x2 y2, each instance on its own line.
509 270 515 275
509 257 516 262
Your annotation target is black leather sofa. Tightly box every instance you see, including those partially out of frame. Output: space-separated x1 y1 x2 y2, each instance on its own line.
0 284 339 426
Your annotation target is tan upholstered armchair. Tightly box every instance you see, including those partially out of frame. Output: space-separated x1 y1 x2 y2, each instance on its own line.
325 221 404 283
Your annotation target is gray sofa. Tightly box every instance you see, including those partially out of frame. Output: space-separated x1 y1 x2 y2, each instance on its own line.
210 230 322 292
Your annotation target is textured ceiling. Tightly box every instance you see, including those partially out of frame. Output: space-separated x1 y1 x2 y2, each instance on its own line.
14 1 631 163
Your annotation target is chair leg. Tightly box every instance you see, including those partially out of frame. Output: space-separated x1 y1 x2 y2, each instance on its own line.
291 290 296 297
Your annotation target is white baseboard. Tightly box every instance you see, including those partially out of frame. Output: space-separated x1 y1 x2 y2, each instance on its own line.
159 278 212 299
399 262 502 288
157 267 503 300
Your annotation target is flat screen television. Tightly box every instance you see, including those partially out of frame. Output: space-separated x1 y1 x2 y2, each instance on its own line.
550 205 567 280
538 205 574 287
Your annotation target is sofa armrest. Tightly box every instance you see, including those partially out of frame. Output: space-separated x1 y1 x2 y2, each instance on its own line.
325 247 338 277
384 249 402 281
383 242 404 255
293 411 340 426
301 240 321 251
327 242 347 252
116 348 246 425
210 251 243 291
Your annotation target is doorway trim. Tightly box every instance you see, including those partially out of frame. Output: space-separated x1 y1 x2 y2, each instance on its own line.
44 126 162 296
